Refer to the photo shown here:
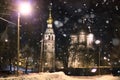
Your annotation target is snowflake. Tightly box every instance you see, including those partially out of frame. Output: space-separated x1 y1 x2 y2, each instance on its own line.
103 0 107 3
64 53 67 55
23 32 27 34
83 18 87 22
112 0 115 2
91 9 94 11
59 11 62 14
96 3 99 6
88 26 91 32
106 2 109 5
108 54 110 57
108 63 111 65
118 70 120 73
78 19 83 23
74 10 77 13
20 36 22 40
64 12 68 15
58 7 61 10
118 60 120 63
115 6 119 10
107 59 110 61
83 3 86 6
54 20 63 28
106 20 109 24
105 26 108 28
50 2 52 6
85 14 89 18
64 17 69 23
99 29 103 31
77 8 82 12
112 38 120 46
70 6 73 8
90 14 95 18
104 52 107 54
115 29 118 32
63 1 67 4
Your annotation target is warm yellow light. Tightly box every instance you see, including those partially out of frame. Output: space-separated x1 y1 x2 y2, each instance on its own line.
18 2 32 15
5 39 8 42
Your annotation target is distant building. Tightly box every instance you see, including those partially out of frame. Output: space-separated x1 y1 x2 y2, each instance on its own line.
68 29 94 68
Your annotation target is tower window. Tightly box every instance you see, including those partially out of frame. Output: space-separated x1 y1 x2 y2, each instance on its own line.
49 35 50 40
52 36 53 40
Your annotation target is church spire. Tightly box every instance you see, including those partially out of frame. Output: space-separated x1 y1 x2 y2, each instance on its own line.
47 3 53 24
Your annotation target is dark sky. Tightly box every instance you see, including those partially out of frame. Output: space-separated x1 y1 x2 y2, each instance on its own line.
0 0 120 64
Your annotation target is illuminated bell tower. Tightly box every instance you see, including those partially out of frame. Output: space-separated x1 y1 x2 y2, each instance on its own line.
41 5 55 72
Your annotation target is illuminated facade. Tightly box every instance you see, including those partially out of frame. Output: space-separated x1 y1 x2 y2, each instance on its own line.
40 6 55 72
68 30 94 68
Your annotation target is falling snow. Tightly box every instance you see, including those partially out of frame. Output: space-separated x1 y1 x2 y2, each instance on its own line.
112 38 120 46
77 8 82 12
64 17 69 23
78 19 83 23
115 6 119 11
54 20 63 28
96 3 99 7
90 14 95 18
106 20 109 24
63 34 67 37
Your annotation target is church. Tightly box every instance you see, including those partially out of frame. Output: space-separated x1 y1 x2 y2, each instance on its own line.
68 29 95 68
40 4 95 72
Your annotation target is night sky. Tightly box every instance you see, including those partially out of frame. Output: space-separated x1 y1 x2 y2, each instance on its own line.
0 0 120 65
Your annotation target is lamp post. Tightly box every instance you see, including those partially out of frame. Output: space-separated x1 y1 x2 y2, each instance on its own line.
16 12 20 76
16 1 32 76
95 40 101 75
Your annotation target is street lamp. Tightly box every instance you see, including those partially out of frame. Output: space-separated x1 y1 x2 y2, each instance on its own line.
17 1 32 76
95 40 101 75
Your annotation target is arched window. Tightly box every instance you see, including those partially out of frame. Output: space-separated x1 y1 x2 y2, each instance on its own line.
49 35 51 40
52 36 54 40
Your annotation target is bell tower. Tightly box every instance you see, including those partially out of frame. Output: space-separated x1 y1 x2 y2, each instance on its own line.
41 3 55 72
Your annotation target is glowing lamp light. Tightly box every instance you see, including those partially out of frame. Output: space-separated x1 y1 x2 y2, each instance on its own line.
18 2 32 15
5 39 8 42
91 68 97 73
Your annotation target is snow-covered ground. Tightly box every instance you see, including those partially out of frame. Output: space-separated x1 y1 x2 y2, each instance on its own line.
0 72 119 80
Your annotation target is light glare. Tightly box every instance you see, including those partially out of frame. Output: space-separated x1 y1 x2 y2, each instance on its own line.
5 39 8 42
91 68 97 73
18 2 32 15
